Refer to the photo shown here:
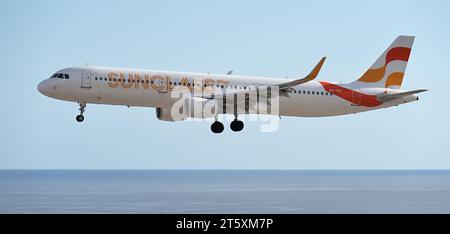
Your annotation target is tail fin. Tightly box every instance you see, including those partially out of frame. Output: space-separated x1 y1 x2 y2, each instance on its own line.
351 35 415 89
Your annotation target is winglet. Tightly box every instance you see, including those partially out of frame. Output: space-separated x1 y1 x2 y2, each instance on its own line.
278 57 326 89
306 56 326 81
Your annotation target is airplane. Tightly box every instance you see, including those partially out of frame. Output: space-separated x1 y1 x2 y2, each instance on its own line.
38 35 427 133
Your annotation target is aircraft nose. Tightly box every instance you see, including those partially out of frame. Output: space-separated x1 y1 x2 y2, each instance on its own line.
37 80 50 96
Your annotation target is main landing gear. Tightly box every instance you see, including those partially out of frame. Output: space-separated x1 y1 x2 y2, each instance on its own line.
211 121 224 134
211 116 244 134
230 119 244 132
76 102 86 122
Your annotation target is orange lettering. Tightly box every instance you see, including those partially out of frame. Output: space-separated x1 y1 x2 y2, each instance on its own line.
108 72 119 88
179 77 192 92
167 75 174 92
151 75 165 91
134 74 142 89
142 74 150 90
204 79 215 94
120 73 133 89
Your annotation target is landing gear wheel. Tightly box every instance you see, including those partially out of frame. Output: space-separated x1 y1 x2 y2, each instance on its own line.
76 102 86 123
76 115 85 122
230 120 244 132
211 121 224 134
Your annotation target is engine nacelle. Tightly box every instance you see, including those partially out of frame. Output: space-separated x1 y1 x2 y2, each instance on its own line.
156 97 219 122
155 107 177 122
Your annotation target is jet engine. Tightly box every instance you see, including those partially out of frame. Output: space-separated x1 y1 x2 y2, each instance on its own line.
155 97 219 121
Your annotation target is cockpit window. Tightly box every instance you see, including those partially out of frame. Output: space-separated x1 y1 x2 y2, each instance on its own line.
50 73 70 79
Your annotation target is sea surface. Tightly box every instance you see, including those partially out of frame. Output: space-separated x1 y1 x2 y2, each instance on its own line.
0 170 450 214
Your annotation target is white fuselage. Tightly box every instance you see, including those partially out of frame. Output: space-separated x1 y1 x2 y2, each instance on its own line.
38 66 418 118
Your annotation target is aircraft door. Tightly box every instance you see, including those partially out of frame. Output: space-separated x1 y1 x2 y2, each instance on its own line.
81 68 92 88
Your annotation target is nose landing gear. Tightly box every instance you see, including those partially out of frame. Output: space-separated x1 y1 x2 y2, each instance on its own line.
76 102 86 122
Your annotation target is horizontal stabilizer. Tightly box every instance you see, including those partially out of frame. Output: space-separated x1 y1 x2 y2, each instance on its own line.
377 89 428 102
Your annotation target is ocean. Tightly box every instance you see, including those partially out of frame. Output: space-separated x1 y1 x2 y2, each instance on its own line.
0 170 449 214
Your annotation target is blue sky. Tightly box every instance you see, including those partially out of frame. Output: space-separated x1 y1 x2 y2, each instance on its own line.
0 0 449 169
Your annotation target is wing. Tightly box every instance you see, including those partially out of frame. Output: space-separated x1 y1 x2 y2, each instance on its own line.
212 56 327 101
202 57 327 113
278 57 326 91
